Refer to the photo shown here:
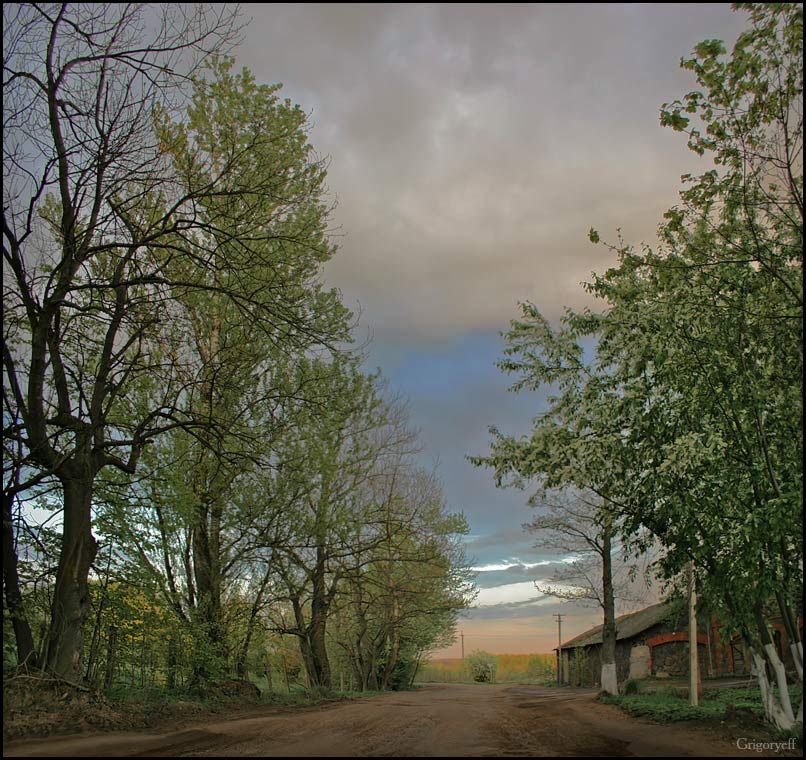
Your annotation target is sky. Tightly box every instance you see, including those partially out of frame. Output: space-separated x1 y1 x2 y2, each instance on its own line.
235 3 749 656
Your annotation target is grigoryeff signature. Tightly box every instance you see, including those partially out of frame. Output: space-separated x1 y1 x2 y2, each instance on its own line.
735 738 799 754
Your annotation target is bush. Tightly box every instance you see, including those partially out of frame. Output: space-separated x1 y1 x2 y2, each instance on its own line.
465 650 498 683
387 657 419 691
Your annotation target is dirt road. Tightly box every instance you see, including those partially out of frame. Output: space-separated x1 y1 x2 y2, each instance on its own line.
1 684 784 757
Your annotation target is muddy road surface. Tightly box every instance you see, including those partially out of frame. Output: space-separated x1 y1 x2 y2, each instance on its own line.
2 684 764 757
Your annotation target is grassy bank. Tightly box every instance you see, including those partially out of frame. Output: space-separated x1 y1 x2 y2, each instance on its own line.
599 681 802 740
3 671 382 742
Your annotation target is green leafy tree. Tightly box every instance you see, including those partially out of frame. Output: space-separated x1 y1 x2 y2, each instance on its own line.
475 3 801 730
2 4 249 679
108 57 352 685
469 306 631 696
591 3 802 729
331 467 473 691
265 359 409 689
526 492 649 695
2 4 355 681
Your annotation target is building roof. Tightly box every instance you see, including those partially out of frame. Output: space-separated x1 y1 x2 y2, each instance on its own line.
558 601 674 650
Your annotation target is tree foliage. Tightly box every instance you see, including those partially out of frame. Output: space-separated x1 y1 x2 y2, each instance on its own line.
2 3 472 693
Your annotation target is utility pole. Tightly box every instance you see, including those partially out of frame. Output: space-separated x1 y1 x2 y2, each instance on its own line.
554 614 565 686
461 630 465 681
688 561 700 706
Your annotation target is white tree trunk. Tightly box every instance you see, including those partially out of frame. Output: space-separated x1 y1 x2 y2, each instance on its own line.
752 650 795 732
764 643 795 724
790 641 803 681
792 641 803 728
601 662 618 695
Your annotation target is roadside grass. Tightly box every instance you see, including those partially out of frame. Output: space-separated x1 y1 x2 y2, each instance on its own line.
102 676 382 711
599 682 802 731
250 678 384 706
100 678 386 729
4 672 387 742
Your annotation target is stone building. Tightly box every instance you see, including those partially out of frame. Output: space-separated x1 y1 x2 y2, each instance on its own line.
555 601 757 688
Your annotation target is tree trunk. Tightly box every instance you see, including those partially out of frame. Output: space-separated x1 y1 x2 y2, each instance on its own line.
380 594 401 691
2 492 38 668
752 606 796 731
297 635 315 685
348 655 362 692
353 597 371 690
104 624 118 690
46 477 98 680
409 653 423 689
85 543 114 685
235 638 249 680
307 610 331 688
752 649 795 731
191 511 226 684
84 620 102 686
776 592 803 681
236 569 272 679
368 660 380 690
235 607 255 680
265 653 274 695
282 652 291 691
167 635 179 690
302 549 332 689
600 516 618 695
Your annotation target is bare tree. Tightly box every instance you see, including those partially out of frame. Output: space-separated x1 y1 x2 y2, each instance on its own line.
527 491 650 695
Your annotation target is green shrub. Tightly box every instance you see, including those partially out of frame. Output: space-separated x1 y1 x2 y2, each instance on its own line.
624 679 640 695
465 650 498 683
386 656 419 691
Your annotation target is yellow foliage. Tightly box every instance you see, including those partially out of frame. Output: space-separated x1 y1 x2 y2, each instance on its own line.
422 653 554 679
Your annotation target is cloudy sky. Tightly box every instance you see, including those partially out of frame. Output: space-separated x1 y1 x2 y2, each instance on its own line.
236 3 748 655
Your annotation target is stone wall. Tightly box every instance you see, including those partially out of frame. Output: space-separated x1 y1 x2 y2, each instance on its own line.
628 644 651 680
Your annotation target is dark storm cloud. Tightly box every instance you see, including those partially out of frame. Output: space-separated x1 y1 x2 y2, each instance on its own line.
237 4 748 343
465 528 537 555
464 596 570 621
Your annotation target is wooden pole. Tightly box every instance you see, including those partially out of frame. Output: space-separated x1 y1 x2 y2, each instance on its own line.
689 562 699 706
554 614 564 686
461 630 465 680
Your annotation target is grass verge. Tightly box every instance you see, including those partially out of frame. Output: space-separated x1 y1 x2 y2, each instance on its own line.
599 683 802 749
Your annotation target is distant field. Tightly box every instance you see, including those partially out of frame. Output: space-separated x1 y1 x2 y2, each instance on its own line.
417 653 555 684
